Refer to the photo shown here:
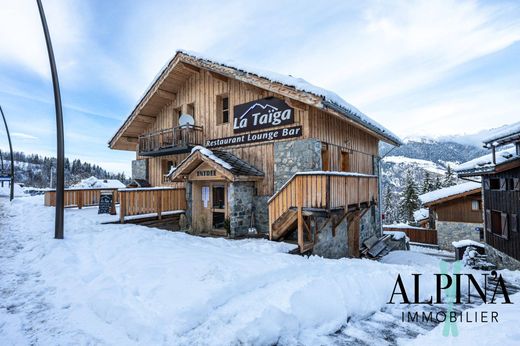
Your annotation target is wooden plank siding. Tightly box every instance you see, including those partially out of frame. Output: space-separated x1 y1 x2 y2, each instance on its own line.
136 69 379 195
431 195 483 224
383 226 438 245
119 188 186 223
483 167 520 261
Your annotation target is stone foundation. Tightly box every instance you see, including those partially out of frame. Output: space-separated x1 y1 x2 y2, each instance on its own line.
252 196 269 234
485 245 520 270
436 221 483 251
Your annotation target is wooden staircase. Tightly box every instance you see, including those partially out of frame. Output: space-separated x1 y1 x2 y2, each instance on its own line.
268 172 379 254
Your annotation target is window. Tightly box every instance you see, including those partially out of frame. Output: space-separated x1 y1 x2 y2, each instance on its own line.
321 144 330 171
490 210 502 235
489 178 500 190
471 200 480 211
186 103 195 117
489 210 509 239
212 185 225 209
341 151 350 172
216 94 229 124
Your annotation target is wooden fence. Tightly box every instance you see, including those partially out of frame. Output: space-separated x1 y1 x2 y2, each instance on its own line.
383 226 438 245
44 188 120 209
118 188 186 223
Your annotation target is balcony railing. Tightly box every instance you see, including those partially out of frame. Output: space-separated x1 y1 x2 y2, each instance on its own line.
138 125 203 156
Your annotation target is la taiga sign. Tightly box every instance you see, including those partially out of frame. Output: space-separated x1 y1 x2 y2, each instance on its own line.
233 97 294 133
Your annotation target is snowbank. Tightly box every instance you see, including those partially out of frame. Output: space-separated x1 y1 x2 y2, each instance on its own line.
71 176 126 189
383 223 426 230
452 239 485 248
419 182 481 205
0 183 26 197
1 196 463 345
383 230 408 240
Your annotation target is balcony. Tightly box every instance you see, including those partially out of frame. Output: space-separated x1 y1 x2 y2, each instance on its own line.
138 125 204 157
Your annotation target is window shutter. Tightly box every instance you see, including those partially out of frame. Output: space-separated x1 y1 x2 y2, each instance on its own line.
514 178 520 191
512 214 518 233
485 210 491 232
501 212 509 239
500 178 507 191
484 179 490 190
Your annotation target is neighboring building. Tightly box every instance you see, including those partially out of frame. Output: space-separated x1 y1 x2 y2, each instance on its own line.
413 208 429 228
419 182 483 250
71 176 126 189
456 122 520 269
108 50 401 258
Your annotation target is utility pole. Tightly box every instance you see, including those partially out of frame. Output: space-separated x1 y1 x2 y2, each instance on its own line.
0 149 4 188
0 106 15 201
37 0 65 239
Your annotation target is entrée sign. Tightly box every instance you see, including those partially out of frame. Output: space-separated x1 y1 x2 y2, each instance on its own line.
206 126 302 148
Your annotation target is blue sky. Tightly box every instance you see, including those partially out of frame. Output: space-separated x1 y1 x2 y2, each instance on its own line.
0 0 519 175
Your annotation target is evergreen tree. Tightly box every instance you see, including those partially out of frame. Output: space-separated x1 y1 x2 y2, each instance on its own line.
433 175 443 190
400 170 420 223
443 165 456 187
422 171 434 194
382 185 397 224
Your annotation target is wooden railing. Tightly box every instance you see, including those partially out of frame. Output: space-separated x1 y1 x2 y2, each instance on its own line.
268 172 378 249
383 226 438 245
118 187 186 223
138 124 203 155
44 188 120 208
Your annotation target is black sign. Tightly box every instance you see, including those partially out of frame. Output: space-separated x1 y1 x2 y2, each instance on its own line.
206 126 302 148
233 97 294 133
98 192 113 215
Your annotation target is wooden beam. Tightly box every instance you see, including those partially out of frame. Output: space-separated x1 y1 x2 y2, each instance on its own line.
209 71 228 83
180 62 200 73
285 97 309 111
136 114 156 123
123 136 138 143
157 89 176 101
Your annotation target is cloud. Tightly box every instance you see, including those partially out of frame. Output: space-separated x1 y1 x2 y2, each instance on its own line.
11 132 38 140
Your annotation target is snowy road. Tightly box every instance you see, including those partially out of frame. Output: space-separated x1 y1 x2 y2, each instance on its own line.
1 196 519 345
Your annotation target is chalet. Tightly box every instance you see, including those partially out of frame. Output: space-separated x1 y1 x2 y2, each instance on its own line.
419 182 483 251
456 122 520 269
109 50 401 258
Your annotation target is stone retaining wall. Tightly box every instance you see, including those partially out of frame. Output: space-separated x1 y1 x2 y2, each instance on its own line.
436 221 483 251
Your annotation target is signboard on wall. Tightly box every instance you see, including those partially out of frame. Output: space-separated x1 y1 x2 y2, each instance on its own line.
233 97 294 133
206 126 302 149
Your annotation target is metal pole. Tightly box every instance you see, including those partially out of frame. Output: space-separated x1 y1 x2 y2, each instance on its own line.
36 0 65 239
0 149 4 187
0 106 15 200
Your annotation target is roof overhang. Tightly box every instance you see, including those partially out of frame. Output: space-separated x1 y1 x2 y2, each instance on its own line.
109 51 401 151
457 157 520 177
423 188 482 207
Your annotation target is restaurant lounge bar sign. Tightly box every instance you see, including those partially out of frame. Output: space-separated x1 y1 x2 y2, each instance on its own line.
206 97 301 148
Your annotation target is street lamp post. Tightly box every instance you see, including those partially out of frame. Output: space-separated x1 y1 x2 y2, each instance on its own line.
0 106 15 201
36 0 65 239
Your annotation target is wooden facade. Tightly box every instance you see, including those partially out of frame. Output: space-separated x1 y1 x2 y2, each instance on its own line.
482 167 520 261
109 51 399 254
429 192 483 224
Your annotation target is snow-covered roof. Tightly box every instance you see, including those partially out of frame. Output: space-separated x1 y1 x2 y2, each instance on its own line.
419 182 481 205
452 239 485 248
167 146 264 179
482 121 520 146
110 50 401 147
71 176 126 189
455 146 519 175
413 208 429 222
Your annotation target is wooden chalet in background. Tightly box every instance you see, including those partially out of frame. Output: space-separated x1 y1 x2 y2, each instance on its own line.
456 122 520 268
109 50 401 257
419 182 484 250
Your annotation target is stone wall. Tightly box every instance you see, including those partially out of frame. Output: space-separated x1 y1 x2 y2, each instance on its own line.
184 182 193 230
485 245 520 270
228 181 255 237
361 204 381 243
436 221 483 251
273 139 321 191
131 159 148 180
253 196 269 234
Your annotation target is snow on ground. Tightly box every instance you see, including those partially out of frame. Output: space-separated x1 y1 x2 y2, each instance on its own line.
406 292 520 345
1 196 519 345
0 183 26 197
